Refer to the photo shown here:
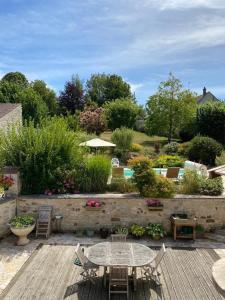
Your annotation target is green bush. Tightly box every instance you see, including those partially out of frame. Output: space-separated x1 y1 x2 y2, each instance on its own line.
130 143 143 153
179 119 197 142
216 151 225 166
199 177 223 196
153 155 184 167
146 223 165 238
178 142 190 156
130 159 156 196
78 155 111 193
111 127 134 161
143 175 175 198
180 170 202 194
163 142 179 155
108 177 136 193
197 102 225 145
188 136 223 166
0 118 83 194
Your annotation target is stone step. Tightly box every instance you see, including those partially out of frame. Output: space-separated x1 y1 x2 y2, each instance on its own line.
216 229 225 236
205 233 225 243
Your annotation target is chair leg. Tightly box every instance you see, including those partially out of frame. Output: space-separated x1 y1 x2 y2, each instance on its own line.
103 267 107 288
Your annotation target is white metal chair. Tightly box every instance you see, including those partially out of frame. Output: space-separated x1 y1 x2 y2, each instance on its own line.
74 243 99 284
109 266 129 300
111 158 120 168
111 234 127 242
142 243 166 285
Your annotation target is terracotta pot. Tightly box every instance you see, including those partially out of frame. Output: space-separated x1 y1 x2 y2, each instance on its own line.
10 224 35 246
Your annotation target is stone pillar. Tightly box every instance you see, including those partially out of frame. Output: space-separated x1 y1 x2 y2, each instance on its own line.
2 166 21 197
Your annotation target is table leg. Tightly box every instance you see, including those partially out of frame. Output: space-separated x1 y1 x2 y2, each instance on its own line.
133 267 137 291
103 267 107 288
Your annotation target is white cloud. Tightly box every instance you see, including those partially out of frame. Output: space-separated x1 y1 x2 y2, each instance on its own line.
149 0 225 10
129 83 144 93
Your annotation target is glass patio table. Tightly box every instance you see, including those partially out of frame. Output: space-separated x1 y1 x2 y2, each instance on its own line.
87 242 155 290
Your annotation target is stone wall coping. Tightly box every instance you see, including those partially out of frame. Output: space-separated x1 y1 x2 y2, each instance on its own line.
18 193 225 200
0 198 16 205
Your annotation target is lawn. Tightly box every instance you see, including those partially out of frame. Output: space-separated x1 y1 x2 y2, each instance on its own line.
100 131 168 148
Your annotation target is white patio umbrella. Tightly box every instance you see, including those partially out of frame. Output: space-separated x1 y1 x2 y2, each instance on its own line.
79 138 116 147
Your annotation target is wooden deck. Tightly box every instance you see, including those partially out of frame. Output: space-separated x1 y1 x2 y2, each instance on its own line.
0 244 224 300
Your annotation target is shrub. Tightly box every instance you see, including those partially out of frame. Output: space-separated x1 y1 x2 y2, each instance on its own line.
197 102 225 145
108 177 136 193
80 107 107 135
178 142 190 156
104 98 139 130
10 215 35 228
187 136 223 166
0 118 83 194
143 175 175 198
216 151 225 166
180 170 202 194
130 224 145 237
163 142 179 155
153 155 184 168
199 177 223 196
115 226 129 235
130 143 143 153
128 156 152 168
78 155 111 193
129 158 156 196
112 127 134 161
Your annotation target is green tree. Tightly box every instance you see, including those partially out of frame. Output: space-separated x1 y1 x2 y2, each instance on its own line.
0 81 21 103
19 88 48 124
2 72 29 87
104 97 139 130
196 102 225 145
86 73 133 106
145 73 197 142
31 80 58 115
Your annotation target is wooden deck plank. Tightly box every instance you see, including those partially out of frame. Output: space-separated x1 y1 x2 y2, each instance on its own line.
1 245 225 300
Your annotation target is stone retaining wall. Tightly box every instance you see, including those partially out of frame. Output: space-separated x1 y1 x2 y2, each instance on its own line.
17 194 225 232
0 199 16 238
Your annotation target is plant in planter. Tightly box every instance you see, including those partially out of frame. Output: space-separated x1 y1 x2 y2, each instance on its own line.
85 199 102 210
130 224 145 239
0 186 5 199
146 223 165 240
85 228 95 237
146 199 163 211
115 226 129 235
99 227 109 239
9 215 35 245
0 175 14 196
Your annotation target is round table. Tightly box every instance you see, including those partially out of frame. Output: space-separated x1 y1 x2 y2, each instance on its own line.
87 242 155 289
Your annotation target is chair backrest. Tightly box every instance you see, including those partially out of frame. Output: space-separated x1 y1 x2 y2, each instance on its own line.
112 167 124 178
154 243 166 269
111 158 120 168
75 243 88 266
109 266 128 282
166 167 180 179
111 234 127 242
38 205 52 222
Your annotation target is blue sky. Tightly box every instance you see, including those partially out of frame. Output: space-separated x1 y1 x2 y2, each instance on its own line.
1 0 225 104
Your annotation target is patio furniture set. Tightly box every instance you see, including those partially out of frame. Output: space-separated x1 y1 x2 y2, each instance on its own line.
74 234 166 299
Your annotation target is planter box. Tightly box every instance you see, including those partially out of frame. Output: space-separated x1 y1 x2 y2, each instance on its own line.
148 206 164 211
85 207 102 211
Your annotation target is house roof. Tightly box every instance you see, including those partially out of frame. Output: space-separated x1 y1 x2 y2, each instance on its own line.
197 91 219 105
0 103 21 119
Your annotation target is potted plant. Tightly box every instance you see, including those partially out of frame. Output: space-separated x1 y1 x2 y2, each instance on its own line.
0 175 14 197
146 199 163 211
9 215 35 246
99 227 109 239
196 224 205 238
115 226 129 235
86 228 95 237
130 224 145 239
146 223 165 240
85 199 102 211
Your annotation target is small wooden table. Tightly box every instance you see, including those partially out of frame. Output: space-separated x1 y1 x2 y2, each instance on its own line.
87 242 155 290
171 217 197 240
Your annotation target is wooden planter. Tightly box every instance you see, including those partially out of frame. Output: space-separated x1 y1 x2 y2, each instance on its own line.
148 205 164 211
85 206 102 211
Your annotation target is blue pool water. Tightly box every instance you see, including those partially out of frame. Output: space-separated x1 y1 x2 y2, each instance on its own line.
124 167 184 179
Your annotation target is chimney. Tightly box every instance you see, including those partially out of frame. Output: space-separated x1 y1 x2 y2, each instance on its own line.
203 87 207 96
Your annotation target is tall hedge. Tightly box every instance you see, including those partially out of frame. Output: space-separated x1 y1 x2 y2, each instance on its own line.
197 102 225 145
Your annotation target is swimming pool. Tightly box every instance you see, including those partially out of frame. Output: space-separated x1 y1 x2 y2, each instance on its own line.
124 167 184 178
